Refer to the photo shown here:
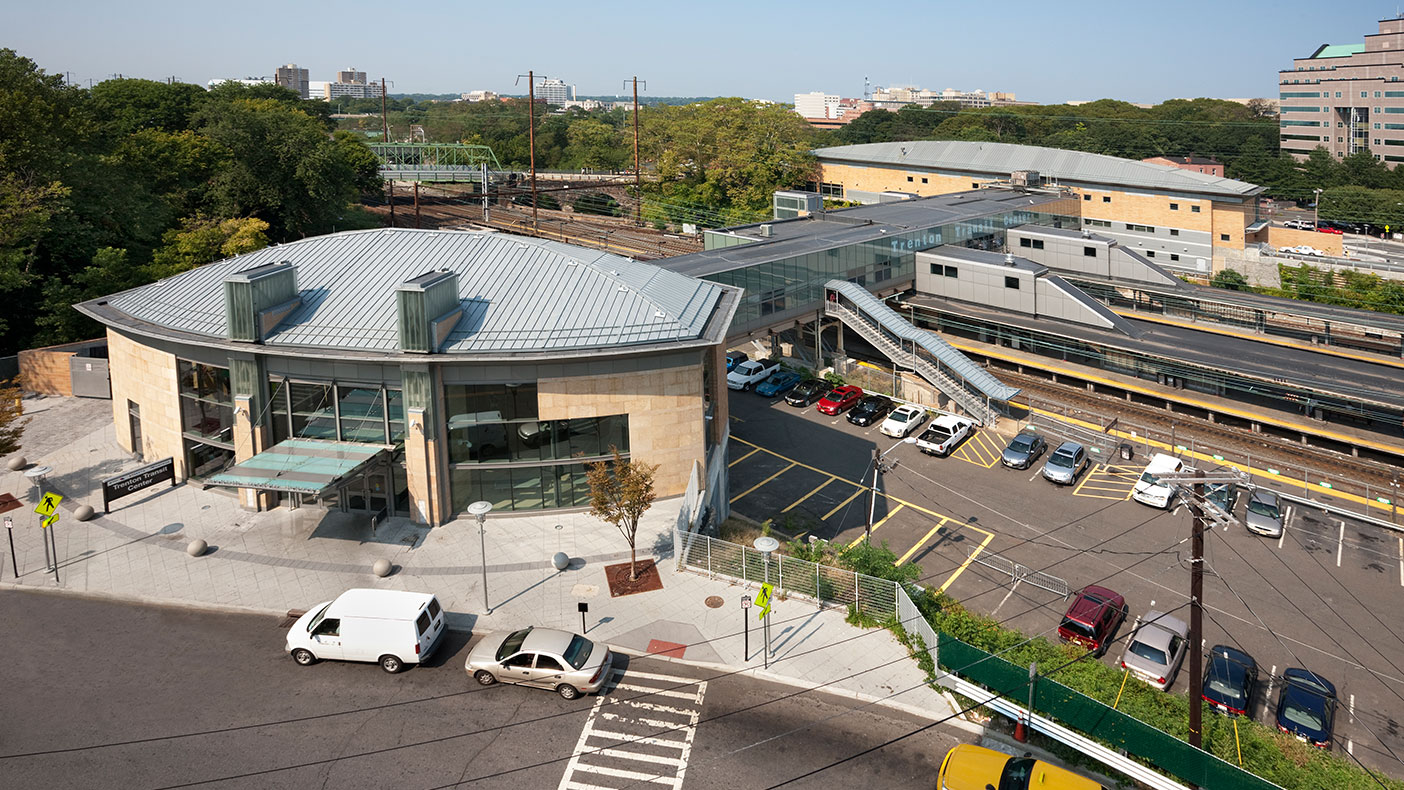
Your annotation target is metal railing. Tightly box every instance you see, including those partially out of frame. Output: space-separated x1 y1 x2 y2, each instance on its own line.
965 547 1071 599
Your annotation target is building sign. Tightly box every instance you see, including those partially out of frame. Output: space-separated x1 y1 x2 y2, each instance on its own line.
102 457 176 513
890 230 942 253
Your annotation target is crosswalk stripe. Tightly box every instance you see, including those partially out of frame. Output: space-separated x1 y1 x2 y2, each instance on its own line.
582 746 688 767
612 682 702 700
600 710 687 730
604 697 697 716
611 668 703 684
570 763 677 784
586 729 689 750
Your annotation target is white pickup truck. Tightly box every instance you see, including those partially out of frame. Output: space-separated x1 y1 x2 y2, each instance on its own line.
727 358 781 391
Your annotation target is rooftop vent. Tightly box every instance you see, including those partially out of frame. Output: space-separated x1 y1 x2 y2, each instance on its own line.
396 270 462 354
1009 170 1042 188
759 224 773 238
1004 253 1016 266
1082 229 1092 239
223 261 300 343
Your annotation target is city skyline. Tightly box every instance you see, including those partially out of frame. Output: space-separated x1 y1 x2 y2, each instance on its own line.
2 0 1390 103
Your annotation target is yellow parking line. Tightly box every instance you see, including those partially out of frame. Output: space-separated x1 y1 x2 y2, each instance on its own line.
939 532 994 593
782 476 837 513
897 516 951 564
728 447 760 468
729 462 796 504
822 487 866 521
889 497 994 541
849 504 906 546
1071 464 1105 497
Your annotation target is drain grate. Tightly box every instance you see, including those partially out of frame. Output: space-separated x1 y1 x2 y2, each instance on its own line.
278 609 307 628
704 596 724 609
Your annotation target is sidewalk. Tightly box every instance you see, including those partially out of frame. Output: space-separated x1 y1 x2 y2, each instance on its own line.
1 395 967 726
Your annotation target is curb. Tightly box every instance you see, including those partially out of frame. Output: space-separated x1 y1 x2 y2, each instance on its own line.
0 581 290 621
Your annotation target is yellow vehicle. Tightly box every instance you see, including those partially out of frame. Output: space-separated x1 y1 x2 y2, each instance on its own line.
937 744 1104 790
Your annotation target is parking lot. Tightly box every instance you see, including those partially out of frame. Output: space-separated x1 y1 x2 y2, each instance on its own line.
726 388 1404 775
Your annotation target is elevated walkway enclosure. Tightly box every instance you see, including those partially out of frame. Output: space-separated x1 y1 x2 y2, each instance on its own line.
824 280 1016 425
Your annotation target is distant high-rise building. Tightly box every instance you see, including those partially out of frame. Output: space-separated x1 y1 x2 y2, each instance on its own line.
337 67 367 85
536 78 575 105
794 91 841 119
275 63 309 99
1279 16 1404 166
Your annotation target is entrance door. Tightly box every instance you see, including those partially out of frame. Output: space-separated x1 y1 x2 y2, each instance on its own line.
127 401 143 460
366 470 390 516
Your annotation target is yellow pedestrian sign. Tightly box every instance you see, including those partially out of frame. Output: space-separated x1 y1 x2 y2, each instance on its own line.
41 513 58 529
755 582 774 619
34 492 63 518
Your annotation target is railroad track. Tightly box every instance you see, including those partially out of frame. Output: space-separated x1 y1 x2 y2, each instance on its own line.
1000 367 1402 499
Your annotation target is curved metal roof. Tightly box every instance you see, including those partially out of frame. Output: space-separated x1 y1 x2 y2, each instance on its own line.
91 228 727 354
813 141 1263 199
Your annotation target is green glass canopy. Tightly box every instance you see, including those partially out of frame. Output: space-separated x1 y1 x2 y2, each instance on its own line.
205 438 393 495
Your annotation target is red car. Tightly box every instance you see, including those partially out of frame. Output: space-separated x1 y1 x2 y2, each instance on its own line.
1057 585 1127 657
1316 225 1343 235
816 385 864 415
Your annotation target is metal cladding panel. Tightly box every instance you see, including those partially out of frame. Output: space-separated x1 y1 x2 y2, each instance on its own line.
826 279 1020 402
96 228 724 355
813 141 1261 198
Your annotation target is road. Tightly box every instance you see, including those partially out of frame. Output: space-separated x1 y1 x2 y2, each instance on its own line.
725 389 1404 779
0 590 965 790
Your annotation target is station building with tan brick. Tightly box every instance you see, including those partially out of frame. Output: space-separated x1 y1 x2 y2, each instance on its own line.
77 228 738 526
812 141 1268 275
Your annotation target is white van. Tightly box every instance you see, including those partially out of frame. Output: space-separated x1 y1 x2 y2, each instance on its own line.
287 589 446 673
1132 453 1184 509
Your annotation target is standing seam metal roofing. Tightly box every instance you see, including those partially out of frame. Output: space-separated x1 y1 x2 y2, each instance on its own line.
826 279 1020 402
813 141 1263 199
99 229 724 353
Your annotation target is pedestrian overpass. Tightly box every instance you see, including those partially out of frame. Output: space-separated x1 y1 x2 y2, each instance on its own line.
823 280 1018 426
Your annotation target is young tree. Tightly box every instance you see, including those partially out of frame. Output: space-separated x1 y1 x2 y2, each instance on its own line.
586 447 659 581
0 377 28 455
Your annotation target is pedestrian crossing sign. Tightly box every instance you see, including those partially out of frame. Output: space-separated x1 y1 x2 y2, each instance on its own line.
34 492 63 518
755 583 774 619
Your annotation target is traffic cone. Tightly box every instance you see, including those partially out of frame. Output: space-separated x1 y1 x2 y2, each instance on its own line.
1013 713 1028 743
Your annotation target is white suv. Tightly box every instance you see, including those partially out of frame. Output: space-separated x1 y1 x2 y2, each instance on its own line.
880 405 928 438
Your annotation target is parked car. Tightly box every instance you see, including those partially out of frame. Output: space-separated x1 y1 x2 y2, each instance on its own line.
1000 431 1046 469
936 744 1104 790
1276 668 1337 749
846 394 894 427
755 369 801 397
916 414 974 457
1203 644 1258 717
466 626 615 700
727 358 781 391
725 350 748 372
1058 585 1126 656
1316 224 1344 235
1283 219 1313 230
816 385 864 415
1244 488 1284 538
879 404 928 438
287 589 446 674
1130 453 1183 509
1120 610 1189 691
785 378 832 407
1205 482 1237 516
1042 441 1089 485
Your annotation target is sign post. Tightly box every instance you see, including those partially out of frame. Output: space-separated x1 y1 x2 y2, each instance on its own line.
578 601 588 634
741 595 751 660
3 516 13 579
753 536 779 670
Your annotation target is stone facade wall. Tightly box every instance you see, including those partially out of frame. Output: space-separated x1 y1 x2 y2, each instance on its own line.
106 329 185 477
537 361 706 497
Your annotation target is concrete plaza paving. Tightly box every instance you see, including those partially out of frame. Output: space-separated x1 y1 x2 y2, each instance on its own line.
0 395 966 727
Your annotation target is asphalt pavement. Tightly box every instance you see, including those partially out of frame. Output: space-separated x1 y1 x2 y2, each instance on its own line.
725 388 1404 777
0 589 967 790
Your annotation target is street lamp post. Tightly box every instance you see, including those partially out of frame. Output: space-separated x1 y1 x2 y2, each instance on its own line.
468 500 493 613
754 536 779 669
1313 188 1324 230
866 436 918 542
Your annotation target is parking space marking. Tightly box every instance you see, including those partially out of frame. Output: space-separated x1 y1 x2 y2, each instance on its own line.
1398 537 1402 587
951 431 1001 468
1337 520 1345 567
781 476 837 513
897 516 952 565
938 532 994 593
729 462 796 504
822 487 866 521
727 447 759 468
1072 463 1138 500
1280 507 1293 549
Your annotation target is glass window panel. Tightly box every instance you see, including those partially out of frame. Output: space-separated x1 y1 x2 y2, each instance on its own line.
268 379 292 444
443 383 538 424
386 390 405 444
337 386 386 443
511 466 545 510
290 382 336 439
181 398 234 443
446 418 510 464
184 439 234 479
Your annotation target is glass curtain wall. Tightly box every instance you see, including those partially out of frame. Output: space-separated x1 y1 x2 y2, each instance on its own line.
443 383 629 512
178 359 235 478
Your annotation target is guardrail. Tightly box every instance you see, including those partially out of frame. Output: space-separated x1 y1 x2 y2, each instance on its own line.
965 547 1070 598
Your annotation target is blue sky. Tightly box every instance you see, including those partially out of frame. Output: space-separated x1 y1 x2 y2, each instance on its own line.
2 1 1390 103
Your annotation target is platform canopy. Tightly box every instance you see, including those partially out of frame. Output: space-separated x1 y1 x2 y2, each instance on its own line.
204 438 393 495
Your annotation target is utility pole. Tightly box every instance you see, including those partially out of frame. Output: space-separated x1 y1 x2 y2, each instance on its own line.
866 447 880 542
516 72 546 232
387 180 396 227
1187 467 1206 749
1313 187 1323 230
413 182 421 229
624 76 647 227
380 78 389 142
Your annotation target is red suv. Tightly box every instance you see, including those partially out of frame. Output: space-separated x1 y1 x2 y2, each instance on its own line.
1058 585 1127 656
816 385 864 415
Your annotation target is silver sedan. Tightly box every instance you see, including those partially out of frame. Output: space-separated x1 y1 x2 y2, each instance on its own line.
466 626 614 700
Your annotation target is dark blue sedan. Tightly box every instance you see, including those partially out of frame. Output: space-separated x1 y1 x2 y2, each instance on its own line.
755 369 801 397
1202 645 1256 716
1276 668 1337 749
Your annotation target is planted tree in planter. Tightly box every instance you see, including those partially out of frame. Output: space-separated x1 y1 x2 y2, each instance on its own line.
586 447 659 581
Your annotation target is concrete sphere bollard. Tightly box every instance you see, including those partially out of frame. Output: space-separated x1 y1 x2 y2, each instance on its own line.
552 551 570 571
74 504 95 521
7 456 26 471
372 558 392 577
186 539 208 557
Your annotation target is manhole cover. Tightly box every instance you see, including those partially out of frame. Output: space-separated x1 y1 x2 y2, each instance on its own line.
705 596 725 609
